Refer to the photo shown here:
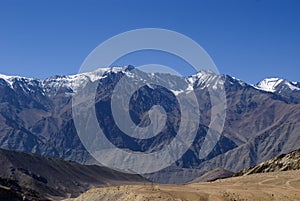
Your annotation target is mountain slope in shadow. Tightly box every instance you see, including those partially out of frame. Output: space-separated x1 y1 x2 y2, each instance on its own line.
0 149 147 200
0 176 46 201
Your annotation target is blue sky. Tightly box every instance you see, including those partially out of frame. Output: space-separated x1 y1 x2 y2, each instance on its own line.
0 0 299 84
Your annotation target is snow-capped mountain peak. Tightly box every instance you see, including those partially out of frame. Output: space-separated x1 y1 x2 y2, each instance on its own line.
0 74 26 87
187 70 220 88
255 78 284 92
41 66 130 95
0 74 40 92
255 78 300 93
186 71 249 91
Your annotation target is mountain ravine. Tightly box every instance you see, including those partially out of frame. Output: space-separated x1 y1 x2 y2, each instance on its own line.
0 66 299 183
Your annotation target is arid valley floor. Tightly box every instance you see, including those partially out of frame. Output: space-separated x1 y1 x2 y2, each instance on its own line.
64 170 300 201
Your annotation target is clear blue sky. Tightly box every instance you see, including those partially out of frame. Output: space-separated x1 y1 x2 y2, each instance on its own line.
0 0 299 84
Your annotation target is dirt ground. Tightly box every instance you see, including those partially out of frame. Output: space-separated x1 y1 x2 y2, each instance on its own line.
64 170 300 201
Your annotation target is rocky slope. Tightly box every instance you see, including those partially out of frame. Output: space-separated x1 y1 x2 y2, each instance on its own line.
189 168 234 183
235 148 300 176
0 66 299 183
0 149 147 200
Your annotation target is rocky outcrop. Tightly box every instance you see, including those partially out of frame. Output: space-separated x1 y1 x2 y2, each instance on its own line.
235 148 300 176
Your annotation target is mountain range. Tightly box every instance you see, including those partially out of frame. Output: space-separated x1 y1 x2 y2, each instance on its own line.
0 66 299 183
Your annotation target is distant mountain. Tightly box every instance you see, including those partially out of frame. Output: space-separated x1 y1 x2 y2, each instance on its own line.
235 148 300 176
0 66 299 183
0 149 147 200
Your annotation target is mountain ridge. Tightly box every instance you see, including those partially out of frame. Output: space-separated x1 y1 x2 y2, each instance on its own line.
1 66 299 96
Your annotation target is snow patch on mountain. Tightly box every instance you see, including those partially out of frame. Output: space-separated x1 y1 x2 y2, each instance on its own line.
285 82 300 91
170 89 184 96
